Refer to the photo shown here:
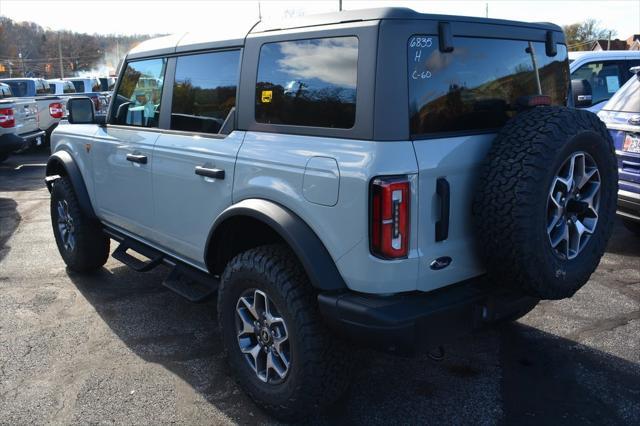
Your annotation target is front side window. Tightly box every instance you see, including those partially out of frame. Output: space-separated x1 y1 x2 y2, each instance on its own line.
408 36 569 136
255 36 358 129
110 58 167 128
572 61 622 105
170 50 240 134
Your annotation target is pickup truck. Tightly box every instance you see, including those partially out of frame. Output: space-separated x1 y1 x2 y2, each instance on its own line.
64 77 109 115
0 78 65 145
0 84 43 163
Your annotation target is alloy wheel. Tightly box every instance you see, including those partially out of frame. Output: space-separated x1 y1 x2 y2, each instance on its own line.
235 288 290 384
546 151 601 260
56 200 76 252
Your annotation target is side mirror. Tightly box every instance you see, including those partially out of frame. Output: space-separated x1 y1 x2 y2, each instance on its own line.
67 97 95 124
571 79 593 108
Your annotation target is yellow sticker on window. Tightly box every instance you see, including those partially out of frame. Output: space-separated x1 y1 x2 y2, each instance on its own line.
261 90 273 103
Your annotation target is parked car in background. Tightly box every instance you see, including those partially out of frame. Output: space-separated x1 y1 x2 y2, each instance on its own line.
0 78 65 145
47 79 77 95
64 77 109 115
598 66 640 236
570 50 640 112
65 77 101 93
0 94 43 163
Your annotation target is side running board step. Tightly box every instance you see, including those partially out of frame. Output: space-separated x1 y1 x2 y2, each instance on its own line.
162 263 219 303
112 238 164 272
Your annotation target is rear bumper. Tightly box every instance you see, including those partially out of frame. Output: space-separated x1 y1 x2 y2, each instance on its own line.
0 130 46 155
318 278 538 353
617 189 640 222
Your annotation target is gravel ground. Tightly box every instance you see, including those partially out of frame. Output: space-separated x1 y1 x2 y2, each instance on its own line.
1 150 639 425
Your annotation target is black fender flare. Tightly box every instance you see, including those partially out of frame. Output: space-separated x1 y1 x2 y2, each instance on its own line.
206 199 347 292
45 150 96 219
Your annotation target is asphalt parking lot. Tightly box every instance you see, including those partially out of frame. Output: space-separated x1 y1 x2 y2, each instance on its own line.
1 150 639 425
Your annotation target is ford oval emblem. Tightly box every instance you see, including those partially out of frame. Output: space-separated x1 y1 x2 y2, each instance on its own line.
430 256 452 270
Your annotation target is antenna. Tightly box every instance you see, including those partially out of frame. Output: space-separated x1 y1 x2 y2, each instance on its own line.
339 0 342 11
258 1 262 20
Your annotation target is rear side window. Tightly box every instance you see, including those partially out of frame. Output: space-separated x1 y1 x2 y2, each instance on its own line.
255 36 358 129
572 61 622 105
408 36 569 136
92 79 101 92
170 50 240 135
110 58 167 128
64 82 76 93
35 80 49 95
70 80 84 92
0 85 11 98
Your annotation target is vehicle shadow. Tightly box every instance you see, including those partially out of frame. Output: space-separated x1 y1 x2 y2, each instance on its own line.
0 197 21 265
604 219 640 257
0 149 49 192
68 265 640 425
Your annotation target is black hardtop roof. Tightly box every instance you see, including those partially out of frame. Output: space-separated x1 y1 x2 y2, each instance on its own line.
251 7 563 33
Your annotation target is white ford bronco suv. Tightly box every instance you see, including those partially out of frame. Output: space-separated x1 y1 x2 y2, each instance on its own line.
46 8 617 420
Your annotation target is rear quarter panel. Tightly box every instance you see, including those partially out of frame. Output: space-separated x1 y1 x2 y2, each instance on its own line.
233 133 422 294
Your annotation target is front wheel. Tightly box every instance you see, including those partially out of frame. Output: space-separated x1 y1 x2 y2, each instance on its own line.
217 244 351 421
50 176 110 272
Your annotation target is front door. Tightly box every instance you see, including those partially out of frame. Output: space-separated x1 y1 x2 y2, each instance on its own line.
92 57 168 241
151 50 243 267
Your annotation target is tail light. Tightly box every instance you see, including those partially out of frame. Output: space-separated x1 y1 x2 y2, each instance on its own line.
49 102 64 119
0 107 15 128
370 176 410 259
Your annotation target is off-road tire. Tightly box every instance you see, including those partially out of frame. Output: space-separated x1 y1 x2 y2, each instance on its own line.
623 219 640 237
51 176 110 272
218 244 351 421
474 106 617 300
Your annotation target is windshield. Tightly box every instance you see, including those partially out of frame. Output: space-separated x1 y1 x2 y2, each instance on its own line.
603 74 639 113
408 36 569 136
4 81 28 97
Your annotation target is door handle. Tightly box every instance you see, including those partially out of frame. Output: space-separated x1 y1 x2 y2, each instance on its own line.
435 177 450 242
195 166 225 180
126 154 148 164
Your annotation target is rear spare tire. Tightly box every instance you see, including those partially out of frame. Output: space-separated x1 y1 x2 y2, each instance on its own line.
474 106 617 300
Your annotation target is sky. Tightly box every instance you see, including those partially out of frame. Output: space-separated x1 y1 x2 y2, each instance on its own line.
0 0 639 41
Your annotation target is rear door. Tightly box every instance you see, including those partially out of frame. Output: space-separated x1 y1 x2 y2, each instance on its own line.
407 35 570 291
92 57 168 241
151 50 243 266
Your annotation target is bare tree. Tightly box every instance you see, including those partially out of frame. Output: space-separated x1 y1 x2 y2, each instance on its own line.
563 19 616 51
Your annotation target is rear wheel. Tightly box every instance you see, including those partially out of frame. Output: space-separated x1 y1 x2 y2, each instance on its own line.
0 153 9 164
218 244 351 421
50 176 110 272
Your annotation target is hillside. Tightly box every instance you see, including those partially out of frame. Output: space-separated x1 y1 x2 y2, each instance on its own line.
0 16 155 78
